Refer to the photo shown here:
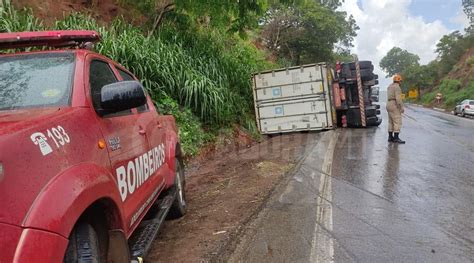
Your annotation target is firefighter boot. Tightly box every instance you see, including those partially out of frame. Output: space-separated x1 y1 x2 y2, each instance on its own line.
388 132 394 142
393 133 405 144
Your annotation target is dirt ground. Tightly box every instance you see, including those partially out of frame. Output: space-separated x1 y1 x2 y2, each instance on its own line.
147 132 318 262
14 0 145 25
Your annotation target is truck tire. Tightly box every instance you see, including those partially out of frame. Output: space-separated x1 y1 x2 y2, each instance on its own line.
169 158 187 218
349 61 373 70
350 69 374 81
64 222 101 263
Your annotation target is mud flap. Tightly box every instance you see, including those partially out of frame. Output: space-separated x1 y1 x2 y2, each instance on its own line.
108 230 130 263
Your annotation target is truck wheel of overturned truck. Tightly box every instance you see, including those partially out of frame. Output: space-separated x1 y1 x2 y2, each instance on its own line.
350 69 375 81
349 61 373 70
64 222 102 263
169 158 187 219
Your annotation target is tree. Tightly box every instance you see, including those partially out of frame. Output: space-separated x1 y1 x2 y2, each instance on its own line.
259 1 358 65
462 0 473 34
401 63 438 93
379 47 420 77
145 0 267 37
435 31 474 75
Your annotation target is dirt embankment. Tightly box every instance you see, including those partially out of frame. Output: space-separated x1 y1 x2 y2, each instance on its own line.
13 0 145 25
147 132 318 262
446 46 474 86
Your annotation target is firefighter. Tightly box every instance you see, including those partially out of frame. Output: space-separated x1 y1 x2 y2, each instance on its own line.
386 74 405 144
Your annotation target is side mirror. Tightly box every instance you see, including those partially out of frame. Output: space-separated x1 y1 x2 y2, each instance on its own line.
99 81 147 116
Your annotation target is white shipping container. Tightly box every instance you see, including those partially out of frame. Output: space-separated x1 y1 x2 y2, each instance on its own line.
253 63 334 134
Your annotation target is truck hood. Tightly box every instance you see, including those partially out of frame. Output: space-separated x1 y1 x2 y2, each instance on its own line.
0 107 103 227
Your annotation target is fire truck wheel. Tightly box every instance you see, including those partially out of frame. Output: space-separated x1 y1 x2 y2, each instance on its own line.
64 222 101 263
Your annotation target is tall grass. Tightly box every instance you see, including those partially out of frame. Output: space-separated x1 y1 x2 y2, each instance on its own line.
422 79 474 108
0 0 43 32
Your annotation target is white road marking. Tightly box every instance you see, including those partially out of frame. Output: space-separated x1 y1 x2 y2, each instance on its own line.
310 131 339 263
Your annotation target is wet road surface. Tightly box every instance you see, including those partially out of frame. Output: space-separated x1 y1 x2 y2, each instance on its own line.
230 105 473 262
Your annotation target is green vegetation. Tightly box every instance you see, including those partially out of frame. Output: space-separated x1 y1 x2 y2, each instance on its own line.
1 0 357 156
443 80 474 108
422 79 474 108
259 1 358 65
0 1 43 32
466 56 474 66
157 97 212 156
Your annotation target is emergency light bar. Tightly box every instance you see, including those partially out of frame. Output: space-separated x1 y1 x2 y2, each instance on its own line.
0 30 100 50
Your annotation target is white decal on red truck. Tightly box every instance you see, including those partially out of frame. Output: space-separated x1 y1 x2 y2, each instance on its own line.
30 132 53 156
30 125 71 156
116 144 166 201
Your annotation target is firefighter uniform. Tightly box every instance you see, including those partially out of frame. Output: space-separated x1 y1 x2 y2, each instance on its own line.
386 74 405 143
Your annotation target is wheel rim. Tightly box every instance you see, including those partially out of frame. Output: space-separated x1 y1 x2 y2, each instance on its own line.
176 164 186 206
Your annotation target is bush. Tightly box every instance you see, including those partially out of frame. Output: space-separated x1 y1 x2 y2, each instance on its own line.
421 91 436 104
423 79 473 108
466 56 474 67
157 97 213 157
444 81 474 107
438 79 462 94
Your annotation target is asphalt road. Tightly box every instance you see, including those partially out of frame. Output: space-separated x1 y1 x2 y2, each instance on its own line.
229 105 473 262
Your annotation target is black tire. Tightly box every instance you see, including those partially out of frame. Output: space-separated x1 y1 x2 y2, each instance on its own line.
169 158 187 218
351 69 374 81
339 64 352 79
348 61 373 70
64 223 101 263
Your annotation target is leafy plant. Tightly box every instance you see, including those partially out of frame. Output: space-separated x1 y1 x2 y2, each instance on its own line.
157 97 213 156
0 0 43 32
466 56 474 67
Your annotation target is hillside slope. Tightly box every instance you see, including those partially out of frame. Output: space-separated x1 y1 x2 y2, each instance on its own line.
422 47 474 108
446 47 474 86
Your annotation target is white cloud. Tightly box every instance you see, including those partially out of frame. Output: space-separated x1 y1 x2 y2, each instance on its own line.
450 8 470 30
339 0 450 90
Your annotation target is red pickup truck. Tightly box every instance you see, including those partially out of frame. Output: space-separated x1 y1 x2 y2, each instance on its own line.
0 31 187 262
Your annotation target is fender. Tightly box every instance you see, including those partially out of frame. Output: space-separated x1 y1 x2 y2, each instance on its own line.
159 115 180 188
22 163 125 238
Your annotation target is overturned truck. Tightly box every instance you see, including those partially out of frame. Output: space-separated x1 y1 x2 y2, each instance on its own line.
252 60 381 134
333 60 382 128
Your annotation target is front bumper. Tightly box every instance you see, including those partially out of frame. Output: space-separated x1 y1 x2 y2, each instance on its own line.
0 222 69 263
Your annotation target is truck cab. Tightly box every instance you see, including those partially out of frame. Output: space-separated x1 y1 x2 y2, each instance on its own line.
0 31 187 262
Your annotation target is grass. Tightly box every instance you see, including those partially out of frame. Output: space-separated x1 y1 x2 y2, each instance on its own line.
466 56 474 67
421 79 474 109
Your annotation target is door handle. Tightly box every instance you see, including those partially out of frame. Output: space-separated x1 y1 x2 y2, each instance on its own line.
138 126 146 135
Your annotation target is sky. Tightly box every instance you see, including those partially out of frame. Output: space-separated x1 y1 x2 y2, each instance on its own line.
338 0 471 90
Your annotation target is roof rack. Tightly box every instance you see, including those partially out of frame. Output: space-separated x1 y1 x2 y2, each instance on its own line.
0 30 100 50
